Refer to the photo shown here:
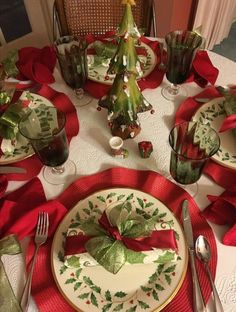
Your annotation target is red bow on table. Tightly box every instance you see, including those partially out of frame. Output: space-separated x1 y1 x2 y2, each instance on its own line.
65 210 177 256
16 46 57 84
188 50 219 88
219 114 236 132
202 185 236 246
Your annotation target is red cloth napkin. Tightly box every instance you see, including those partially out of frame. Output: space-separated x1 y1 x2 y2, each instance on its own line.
202 185 236 246
175 86 236 189
16 46 57 84
0 167 216 312
188 50 219 88
0 85 79 182
84 36 165 99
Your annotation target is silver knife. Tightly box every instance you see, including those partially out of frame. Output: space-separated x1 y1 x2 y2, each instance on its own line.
182 200 206 312
0 166 27 174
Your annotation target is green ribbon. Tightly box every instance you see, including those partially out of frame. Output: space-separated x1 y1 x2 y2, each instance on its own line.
0 235 23 312
0 102 28 140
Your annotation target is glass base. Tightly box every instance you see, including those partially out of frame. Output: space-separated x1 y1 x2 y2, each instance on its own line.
43 159 76 185
167 175 199 198
161 84 187 101
74 88 93 107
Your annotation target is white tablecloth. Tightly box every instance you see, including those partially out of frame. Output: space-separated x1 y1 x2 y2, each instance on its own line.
5 49 236 312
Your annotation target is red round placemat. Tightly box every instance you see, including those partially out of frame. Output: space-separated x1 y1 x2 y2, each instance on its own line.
29 167 216 312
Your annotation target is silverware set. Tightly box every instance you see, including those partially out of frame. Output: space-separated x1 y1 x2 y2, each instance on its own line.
20 211 49 312
182 200 224 312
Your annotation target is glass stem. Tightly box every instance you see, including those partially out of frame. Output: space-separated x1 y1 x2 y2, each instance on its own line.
51 166 65 174
169 84 179 95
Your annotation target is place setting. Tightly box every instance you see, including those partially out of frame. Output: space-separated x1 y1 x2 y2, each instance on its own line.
0 48 79 184
1 0 236 311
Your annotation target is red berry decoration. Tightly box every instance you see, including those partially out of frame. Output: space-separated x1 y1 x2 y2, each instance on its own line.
108 122 113 128
105 75 109 80
97 106 102 111
150 109 155 114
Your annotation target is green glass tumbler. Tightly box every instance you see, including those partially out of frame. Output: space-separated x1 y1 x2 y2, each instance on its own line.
169 121 220 185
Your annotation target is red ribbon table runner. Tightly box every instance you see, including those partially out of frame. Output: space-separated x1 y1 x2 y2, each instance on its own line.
0 167 216 312
175 86 236 190
2 84 79 182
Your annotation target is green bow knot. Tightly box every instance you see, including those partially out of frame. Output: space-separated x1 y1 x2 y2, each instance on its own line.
0 235 23 312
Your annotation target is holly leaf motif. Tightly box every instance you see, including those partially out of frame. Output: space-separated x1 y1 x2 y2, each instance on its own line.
138 300 150 309
102 303 112 312
66 256 81 268
105 290 112 301
126 249 146 264
90 292 98 307
114 291 127 298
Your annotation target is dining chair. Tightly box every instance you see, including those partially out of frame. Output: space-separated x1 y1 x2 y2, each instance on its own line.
53 0 157 40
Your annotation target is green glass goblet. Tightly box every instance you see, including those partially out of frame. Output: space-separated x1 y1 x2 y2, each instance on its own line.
55 35 93 107
162 30 203 101
169 121 220 196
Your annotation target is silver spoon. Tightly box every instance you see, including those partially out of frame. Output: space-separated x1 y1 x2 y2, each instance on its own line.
195 235 224 312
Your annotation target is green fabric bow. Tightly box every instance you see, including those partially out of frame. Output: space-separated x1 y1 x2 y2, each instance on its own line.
0 101 27 140
0 235 23 312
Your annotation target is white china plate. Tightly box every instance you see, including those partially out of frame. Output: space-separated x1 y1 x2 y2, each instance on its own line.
0 91 53 165
192 97 236 170
87 41 157 85
51 188 188 312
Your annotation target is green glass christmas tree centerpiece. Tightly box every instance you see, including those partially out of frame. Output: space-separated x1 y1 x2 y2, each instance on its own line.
98 0 152 140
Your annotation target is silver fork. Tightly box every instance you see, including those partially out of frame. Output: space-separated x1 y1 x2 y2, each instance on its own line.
20 211 49 312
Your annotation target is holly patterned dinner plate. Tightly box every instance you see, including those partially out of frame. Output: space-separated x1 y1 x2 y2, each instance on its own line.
192 97 236 170
0 91 53 165
87 41 157 85
51 188 188 312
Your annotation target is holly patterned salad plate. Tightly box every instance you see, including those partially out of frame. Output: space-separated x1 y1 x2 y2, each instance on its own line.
87 41 157 85
0 91 53 165
51 188 188 312
192 97 236 170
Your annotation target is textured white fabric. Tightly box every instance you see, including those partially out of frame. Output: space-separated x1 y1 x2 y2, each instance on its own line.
5 49 236 311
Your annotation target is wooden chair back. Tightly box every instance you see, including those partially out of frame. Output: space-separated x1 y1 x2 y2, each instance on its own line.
53 0 156 39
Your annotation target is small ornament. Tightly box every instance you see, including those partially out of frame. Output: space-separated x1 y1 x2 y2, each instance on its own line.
105 75 109 80
138 141 153 158
109 136 129 159
97 106 102 111
150 109 155 114
108 122 113 128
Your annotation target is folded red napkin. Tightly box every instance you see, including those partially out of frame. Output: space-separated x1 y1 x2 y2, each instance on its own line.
84 36 165 99
0 167 216 312
16 46 56 84
0 85 79 182
219 114 236 132
175 86 236 189
202 185 236 246
188 50 219 88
